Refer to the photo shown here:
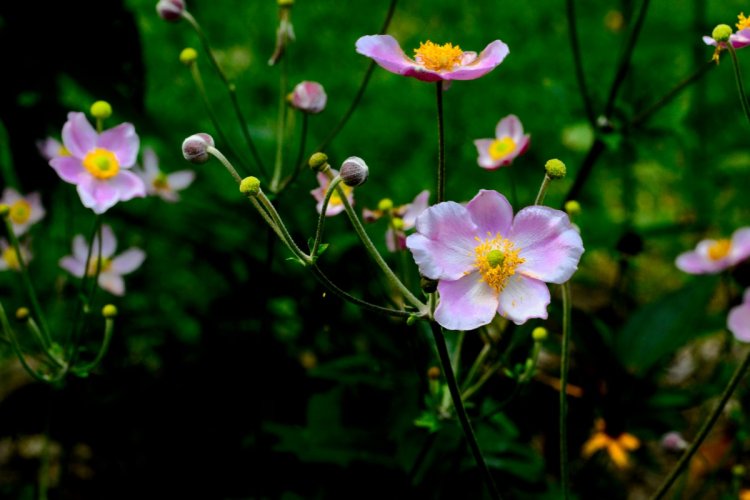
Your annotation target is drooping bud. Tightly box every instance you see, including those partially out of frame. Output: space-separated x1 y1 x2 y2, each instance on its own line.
544 158 567 179
90 101 112 120
713 24 733 43
339 156 369 187
182 133 215 164
288 81 327 114
156 0 184 21
15 307 30 321
308 152 329 172
532 327 548 341
102 304 118 318
240 176 261 196
179 47 198 66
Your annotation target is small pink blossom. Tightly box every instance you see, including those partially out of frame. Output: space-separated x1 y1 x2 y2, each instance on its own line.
36 137 70 161
474 115 530 169
0 188 45 236
702 29 750 50
310 169 354 217
0 238 31 272
59 225 145 296
728 289 750 342
406 190 584 330
134 147 195 202
355 35 509 83
660 431 688 452
289 81 327 114
675 227 750 274
49 112 146 214
364 191 430 252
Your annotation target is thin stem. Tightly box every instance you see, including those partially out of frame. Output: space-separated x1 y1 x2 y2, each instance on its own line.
207 146 243 184
72 317 114 375
430 323 503 500
534 174 553 206
310 176 344 259
462 343 491 391
436 82 446 203
559 282 573 499
256 191 311 263
563 139 606 205
462 361 502 402
452 331 465 373
565 0 596 126
650 348 750 500
95 118 103 134
25 319 66 369
0 302 51 383
278 113 309 191
271 58 289 191
727 44 750 126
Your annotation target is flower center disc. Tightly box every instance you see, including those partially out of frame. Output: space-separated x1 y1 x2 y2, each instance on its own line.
474 233 524 292
83 148 120 180
488 137 516 161
708 239 731 260
414 41 464 72
2 247 19 270
87 257 112 276
329 184 352 206
153 174 169 190
9 200 32 224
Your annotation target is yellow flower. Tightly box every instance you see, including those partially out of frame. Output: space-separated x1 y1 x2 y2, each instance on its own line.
582 420 640 469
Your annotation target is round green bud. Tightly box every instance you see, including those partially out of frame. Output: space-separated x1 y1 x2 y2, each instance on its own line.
90 101 112 120
377 198 394 212
391 218 405 231
486 249 505 268
102 304 118 318
712 24 733 43
545 159 566 179
532 327 548 341
240 176 261 196
0 204 9 218
15 307 29 321
564 200 581 217
308 152 329 172
733 464 746 477
179 47 198 65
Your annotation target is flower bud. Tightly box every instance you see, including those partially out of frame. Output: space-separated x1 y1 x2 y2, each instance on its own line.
156 0 184 21
545 158 567 179
308 152 329 172
102 304 118 318
427 366 441 380
377 198 393 212
564 200 581 217
179 47 198 66
0 204 9 218
340 156 368 187
182 133 215 164
532 327 548 341
391 218 404 230
713 24 733 43
90 101 112 120
660 431 688 452
15 307 29 321
240 176 261 196
288 81 327 114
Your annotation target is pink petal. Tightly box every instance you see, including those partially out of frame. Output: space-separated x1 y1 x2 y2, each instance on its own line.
167 170 195 190
73 235 88 262
110 170 147 202
728 301 750 342
77 177 119 214
385 227 406 252
510 206 584 284
142 147 159 176
37 137 62 161
355 35 417 77
703 35 717 47
98 123 139 168
495 114 524 142
730 227 750 265
406 201 478 280
435 272 499 331
49 156 86 184
401 190 430 229
474 139 500 169
98 273 125 296
60 255 85 277
497 275 551 325
97 225 118 258
111 248 145 274
732 29 750 48
62 112 97 158
1 188 20 205
675 249 711 274
443 40 509 81
466 190 514 237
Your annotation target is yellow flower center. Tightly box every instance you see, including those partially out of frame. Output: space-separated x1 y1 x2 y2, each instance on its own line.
738 12 750 30
58 145 71 157
153 173 169 190
329 184 353 206
9 200 32 225
488 137 516 161
413 41 464 72
2 247 20 271
473 233 524 292
82 148 120 180
708 239 731 260
87 257 112 276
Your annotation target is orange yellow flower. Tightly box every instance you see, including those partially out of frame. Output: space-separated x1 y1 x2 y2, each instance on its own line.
582 420 640 469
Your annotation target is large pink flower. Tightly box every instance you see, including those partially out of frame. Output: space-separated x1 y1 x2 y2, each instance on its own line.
728 289 750 342
355 35 509 82
406 190 584 330
59 225 145 296
49 112 146 214
310 168 354 217
0 188 45 236
474 115 530 169
675 227 750 274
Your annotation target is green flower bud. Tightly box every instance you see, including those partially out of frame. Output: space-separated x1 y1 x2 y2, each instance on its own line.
377 198 394 212
102 304 118 318
15 307 29 321
713 24 733 43
545 159 567 179
90 101 112 120
532 327 548 341
564 200 581 217
179 47 198 65
308 152 329 172
240 176 261 196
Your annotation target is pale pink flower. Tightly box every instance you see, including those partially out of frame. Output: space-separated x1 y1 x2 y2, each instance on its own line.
474 115 530 169
355 35 509 82
675 227 750 274
728 289 750 342
49 112 146 214
0 238 31 272
289 81 327 114
36 137 70 161
364 191 430 252
0 188 45 236
134 147 195 202
310 169 354 217
59 225 145 296
406 190 584 330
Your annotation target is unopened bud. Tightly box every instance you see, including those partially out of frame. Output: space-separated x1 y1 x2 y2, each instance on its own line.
564 200 581 217
15 307 29 321
156 0 184 21
532 327 548 341
240 176 261 196
90 101 112 120
182 133 215 164
545 158 567 179
102 304 118 318
308 152 329 172
713 24 733 43
427 366 441 380
179 47 198 65
391 218 404 230
288 81 327 114
340 156 369 187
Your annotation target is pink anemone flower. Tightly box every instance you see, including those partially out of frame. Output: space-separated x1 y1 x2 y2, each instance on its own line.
49 112 146 214
355 35 509 82
0 238 31 272
36 137 70 161
135 147 195 202
675 227 750 274
406 190 584 330
474 114 530 169
59 225 145 296
0 188 45 236
310 169 354 217
728 289 750 342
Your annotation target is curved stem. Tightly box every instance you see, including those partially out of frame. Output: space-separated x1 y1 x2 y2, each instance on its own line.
207 146 243 184
435 82 446 203
66 216 101 353
727 44 750 126
462 360 502 402
278 112 309 191
566 0 596 126
560 282 572 498
430 323 503 499
310 176 344 259
72 316 114 375
0 302 50 382
650 347 750 500
534 174 553 206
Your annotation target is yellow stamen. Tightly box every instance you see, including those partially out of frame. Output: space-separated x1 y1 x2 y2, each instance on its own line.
2 247 20 270
87 257 112 276
738 12 750 31
473 233 524 292
82 148 120 180
707 239 731 261
153 173 169 190
328 183 353 206
9 200 32 225
488 137 516 161
413 41 464 72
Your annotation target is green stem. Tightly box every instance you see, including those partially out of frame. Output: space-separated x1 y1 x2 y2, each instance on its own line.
430 323 503 500
452 331 465 373
72 316 115 375
462 361 502 402
207 146 243 184
67 216 102 360
560 282 572 499
257 191 311 263
462 343 491 391
25 319 65 369
0 302 51 383
565 0 596 126
534 174 553 206
727 44 750 126
271 58 289 191
650 347 750 499
278 112 309 191
436 82 446 203
310 176 344 259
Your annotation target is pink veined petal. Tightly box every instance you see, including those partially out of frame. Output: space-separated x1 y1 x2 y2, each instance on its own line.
728 301 750 342
732 29 750 48
167 170 195 190
497 275 551 325
466 190 514 238
443 40 509 81
60 255 86 278
474 139 500 169
435 272 499 331
49 156 86 184
110 170 147 202
355 35 417 77
511 205 584 284
77 176 120 214
401 190 430 229
142 147 159 176
730 227 750 265
62 112 97 159
495 114 524 142
98 272 125 296
111 248 146 274
406 202 479 280
98 123 140 168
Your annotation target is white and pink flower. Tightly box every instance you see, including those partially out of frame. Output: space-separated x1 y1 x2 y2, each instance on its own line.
135 147 195 202
474 115 530 169
675 227 750 275
310 169 354 217
289 81 327 114
36 137 70 161
0 188 45 236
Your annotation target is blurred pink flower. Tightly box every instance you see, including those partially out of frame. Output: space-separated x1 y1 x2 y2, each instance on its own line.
728 289 750 342
0 188 45 236
0 238 31 272
135 147 195 202
355 35 509 83
59 225 145 296
675 227 750 274
36 137 70 161
49 112 146 214
406 190 584 330
363 191 430 252
289 81 327 114
474 115 530 169
310 169 354 217
702 30 750 49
